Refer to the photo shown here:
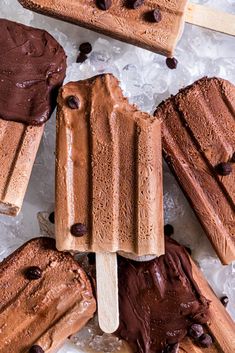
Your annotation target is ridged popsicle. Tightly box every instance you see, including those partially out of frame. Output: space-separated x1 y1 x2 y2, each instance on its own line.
154 77 235 264
18 0 188 57
56 73 164 258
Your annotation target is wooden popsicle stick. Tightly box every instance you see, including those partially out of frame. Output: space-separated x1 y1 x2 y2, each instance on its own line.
186 3 235 36
180 337 219 353
96 252 119 334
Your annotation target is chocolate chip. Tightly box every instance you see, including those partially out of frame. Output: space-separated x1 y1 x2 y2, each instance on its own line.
166 57 178 69
71 223 87 237
198 333 213 348
165 343 179 353
79 42 92 54
96 0 112 10
188 324 204 339
231 152 235 163
48 212 55 224
164 224 174 237
76 52 88 63
132 0 144 9
25 266 42 280
29 345 45 353
185 246 192 255
67 95 80 109
153 8 162 23
88 253 96 265
215 162 232 176
220 296 229 307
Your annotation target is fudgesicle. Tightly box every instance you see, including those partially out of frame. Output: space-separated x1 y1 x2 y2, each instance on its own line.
154 77 235 265
0 237 96 353
18 0 188 57
56 74 164 258
0 19 66 216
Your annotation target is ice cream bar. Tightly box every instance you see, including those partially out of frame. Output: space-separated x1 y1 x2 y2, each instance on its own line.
19 0 187 57
0 237 96 353
56 73 163 333
18 1 235 58
154 77 235 265
0 121 44 216
56 73 163 257
0 19 66 216
117 237 235 353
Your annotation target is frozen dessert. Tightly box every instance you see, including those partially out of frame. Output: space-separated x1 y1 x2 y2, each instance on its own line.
154 77 235 265
55 73 163 333
0 237 96 353
0 19 66 216
55 73 164 258
18 0 188 57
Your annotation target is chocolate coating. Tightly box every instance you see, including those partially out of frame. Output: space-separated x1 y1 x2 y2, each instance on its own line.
117 237 210 353
0 19 66 125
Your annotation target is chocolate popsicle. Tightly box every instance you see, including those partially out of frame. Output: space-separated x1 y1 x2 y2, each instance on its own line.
56 73 163 332
154 77 235 265
18 1 235 58
0 19 66 216
56 73 163 257
0 237 96 353
117 237 235 353
18 0 188 57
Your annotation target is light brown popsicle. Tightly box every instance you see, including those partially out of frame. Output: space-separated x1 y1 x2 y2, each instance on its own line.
18 0 235 58
154 77 235 265
0 237 96 353
56 73 163 333
0 122 44 216
56 73 163 257
19 0 188 57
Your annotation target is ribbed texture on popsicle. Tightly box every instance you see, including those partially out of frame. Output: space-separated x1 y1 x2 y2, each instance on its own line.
0 121 44 215
154 77 235 264
0 237 96 353
56 74 163 256
18 0 188 56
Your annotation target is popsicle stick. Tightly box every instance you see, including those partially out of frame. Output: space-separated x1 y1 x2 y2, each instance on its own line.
186 3 235 36
96 253 119 333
